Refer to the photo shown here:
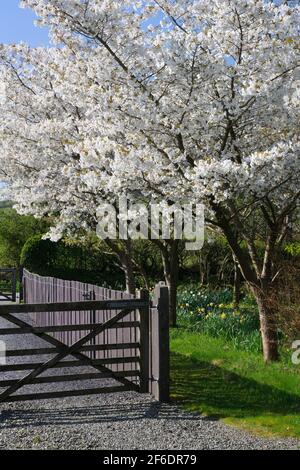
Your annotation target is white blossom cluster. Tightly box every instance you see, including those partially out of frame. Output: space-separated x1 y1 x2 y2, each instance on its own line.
0 0 299 240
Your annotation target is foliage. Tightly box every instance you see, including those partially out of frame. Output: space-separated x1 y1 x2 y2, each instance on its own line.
284 242 300 257
268 260 300 341
20 234 125 289
0 200 12 209
177 285 262 352
181 235 235 286
0 209 47 268
20 235 58 272
170 331 300 438
132 239 164 286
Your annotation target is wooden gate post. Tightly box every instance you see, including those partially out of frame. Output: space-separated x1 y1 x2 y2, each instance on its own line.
138 289 150 393
151 282 170 402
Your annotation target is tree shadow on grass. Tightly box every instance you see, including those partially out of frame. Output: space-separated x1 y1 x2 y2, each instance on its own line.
171 352 300 420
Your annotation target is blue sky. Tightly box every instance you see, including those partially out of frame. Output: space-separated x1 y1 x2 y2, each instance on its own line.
0 1 50 190
0 0 50 46
1 2 162 46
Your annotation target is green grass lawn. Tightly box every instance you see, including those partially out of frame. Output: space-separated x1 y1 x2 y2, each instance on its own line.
170 329 300 440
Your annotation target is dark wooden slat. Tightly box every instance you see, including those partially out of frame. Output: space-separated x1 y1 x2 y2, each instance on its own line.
81 342 140 352
0 370 140 387
2 385 134 403
5 342 140 357
0 356 140 372
0 299 149 316
5 347 59 357
0 322 140 335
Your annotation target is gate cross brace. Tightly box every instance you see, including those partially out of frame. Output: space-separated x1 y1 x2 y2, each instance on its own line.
0 293 11 301
0 308 138 402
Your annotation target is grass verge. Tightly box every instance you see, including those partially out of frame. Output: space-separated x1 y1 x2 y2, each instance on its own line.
170 329 300 439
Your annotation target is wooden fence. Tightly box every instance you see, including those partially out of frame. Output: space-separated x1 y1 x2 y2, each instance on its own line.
22 270 169 401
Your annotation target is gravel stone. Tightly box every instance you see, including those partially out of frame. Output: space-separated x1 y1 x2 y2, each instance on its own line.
0 311 299 450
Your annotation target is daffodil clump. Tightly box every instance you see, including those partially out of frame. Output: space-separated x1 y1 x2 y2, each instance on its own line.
177 285 261 352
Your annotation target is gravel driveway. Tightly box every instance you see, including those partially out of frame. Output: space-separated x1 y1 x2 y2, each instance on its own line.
0 311 299 450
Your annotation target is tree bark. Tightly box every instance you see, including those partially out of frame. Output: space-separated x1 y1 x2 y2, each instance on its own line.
159 240 179 327
233 256 241 309
252 287 279 362
165 268 178 327
105 239 136 295
120 240 136 295
121 256 136 294
213 205 280 362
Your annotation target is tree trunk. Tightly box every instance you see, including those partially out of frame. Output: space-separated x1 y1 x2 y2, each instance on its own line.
165 269 178 327
160 240 179 327
213 208 280 361
233 257 241 309
105 239 136 295
252 287 279 362
120 240 136 295
121 258 136 294
132 258 150 291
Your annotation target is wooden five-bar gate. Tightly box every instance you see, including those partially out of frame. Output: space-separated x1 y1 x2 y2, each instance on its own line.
0 271 169 403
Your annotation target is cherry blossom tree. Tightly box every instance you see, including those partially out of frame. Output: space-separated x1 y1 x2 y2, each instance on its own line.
1 0 299 360
0 44 140 292
0 42 182 319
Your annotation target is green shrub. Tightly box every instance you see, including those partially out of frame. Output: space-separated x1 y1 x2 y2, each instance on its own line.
20 234 58 272
181 235 235 286
20 234 125 289
0 209 47 268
